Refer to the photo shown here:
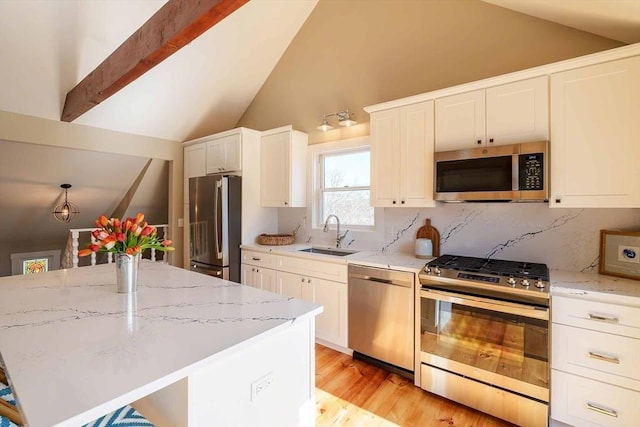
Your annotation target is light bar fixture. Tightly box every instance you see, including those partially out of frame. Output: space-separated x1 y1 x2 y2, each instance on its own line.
317 109 357 131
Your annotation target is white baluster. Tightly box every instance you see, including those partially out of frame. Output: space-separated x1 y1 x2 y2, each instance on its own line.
151 248 156 262
108 252 113 264
162 225 169 263
72 230 80 268
90 234 97 266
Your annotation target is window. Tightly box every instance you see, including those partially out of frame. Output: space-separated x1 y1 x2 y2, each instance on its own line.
317 147 374 228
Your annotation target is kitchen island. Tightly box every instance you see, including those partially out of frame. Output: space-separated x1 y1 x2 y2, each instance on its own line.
0 262 321 427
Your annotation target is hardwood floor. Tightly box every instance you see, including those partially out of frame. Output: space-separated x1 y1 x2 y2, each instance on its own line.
315 345 514 427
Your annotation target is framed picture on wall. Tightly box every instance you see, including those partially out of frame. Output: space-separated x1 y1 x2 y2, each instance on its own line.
599 230 640 281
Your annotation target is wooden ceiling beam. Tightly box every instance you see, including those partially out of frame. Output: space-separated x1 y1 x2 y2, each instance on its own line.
61 0 249 123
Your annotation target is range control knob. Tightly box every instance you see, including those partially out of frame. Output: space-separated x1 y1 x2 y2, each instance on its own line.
535 280 546 289
425 267 431 274
507 277 516 286
521 279 530 287
434 267 442 275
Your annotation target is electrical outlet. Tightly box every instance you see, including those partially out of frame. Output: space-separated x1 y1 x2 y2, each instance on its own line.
250 372 273 401
177 218 184 227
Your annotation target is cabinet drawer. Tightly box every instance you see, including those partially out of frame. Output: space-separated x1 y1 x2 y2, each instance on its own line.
551 370 640 427
421 364 548 427
552 296 640 338
241 250 277 269
276 255 347 283
552 323 640 389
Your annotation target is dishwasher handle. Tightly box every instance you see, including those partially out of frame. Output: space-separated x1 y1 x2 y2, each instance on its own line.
349 272 413 288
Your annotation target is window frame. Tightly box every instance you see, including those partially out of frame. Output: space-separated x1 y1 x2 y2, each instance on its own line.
316 146 374 230
308 137 382 235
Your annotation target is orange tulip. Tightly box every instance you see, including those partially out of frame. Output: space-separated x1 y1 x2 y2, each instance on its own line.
78 248 93 257
113 218 121 228
103 237 116 250
136 213 145 224
161 239 173 247
98 215 109 227
141 226 153 237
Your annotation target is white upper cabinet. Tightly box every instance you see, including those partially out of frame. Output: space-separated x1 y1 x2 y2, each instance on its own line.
205 133 241 174
260 126 307 207
435 76 548 151
184 143 206 179
550 56 640 208
371 100 436 207
435 89 486 151
183 142 206 200
486 76 548 145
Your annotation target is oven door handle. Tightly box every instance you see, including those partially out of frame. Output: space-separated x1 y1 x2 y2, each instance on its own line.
420 288 548 320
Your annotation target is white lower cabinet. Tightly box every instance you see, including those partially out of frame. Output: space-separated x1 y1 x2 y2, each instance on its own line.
276 270 347 347
551 295 640 426
241 249 348 349
241 263 277 293
241 250 277 293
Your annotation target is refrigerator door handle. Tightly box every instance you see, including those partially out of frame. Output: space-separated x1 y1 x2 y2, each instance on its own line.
214 179 223 260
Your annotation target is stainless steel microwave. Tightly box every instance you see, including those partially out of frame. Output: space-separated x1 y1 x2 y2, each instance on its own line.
434 141 548 202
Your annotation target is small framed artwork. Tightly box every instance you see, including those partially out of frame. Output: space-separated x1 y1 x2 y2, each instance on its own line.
599 230 640 281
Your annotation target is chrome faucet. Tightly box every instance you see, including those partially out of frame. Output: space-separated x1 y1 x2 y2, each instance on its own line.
323 214 348 248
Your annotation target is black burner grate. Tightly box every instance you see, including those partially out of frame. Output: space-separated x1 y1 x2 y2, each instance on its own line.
427 254 549 281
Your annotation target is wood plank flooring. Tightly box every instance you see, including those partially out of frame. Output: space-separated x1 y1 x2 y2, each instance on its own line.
315 345 515 427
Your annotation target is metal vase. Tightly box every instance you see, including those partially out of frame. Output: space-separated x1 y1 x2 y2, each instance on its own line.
115 253 140 293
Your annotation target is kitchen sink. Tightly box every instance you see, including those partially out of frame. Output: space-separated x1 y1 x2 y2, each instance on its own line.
298 247 358 257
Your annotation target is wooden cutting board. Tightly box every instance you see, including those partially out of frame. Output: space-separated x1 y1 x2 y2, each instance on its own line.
416 218 440 257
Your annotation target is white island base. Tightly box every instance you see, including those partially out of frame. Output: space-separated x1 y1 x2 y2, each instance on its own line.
133 317 315 427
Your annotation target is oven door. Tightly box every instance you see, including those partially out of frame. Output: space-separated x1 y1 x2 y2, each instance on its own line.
420 287 549 402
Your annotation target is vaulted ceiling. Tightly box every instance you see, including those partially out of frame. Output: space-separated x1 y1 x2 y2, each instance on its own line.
0 0 319 142
0 0 637 143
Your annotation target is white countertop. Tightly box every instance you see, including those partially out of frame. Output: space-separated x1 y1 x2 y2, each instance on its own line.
241 244 430 273
0 262 321 427
550 269 640 306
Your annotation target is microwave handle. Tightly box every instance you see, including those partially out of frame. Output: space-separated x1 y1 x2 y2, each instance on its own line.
420 288 548 320
512 155 519 191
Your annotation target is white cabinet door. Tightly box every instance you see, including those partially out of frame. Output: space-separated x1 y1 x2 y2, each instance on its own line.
261 131 291 207
550 56 640 208
400 101 435 207
435 89 485 151
277 271 304 299
241 263 277 293
206 134 241 174
435 77 548 152
240 263 256 287
370 108 401 207
486 76 548 146
184 143 206 200
260 128 307 207
257 267 277 293
311 277 347 348
371 101 435 207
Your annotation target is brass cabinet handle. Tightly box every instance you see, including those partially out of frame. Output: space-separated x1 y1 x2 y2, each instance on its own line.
588 313 619 323
586 402 618 418
588 351 620 364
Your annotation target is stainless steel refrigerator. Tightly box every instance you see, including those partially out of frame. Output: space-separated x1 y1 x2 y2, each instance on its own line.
189 175 241 282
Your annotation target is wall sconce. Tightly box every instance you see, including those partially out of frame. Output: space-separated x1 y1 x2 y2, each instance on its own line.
317 109 357 131
52 184 79 223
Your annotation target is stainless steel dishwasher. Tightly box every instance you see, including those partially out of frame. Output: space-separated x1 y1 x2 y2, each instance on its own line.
348 264 414 374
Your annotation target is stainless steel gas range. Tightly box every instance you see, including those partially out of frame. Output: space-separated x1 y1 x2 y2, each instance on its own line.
418 255 550 427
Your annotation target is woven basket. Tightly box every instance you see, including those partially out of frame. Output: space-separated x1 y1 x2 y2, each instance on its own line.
256 234 295 246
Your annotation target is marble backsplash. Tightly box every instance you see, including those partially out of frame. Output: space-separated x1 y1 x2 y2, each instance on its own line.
278 204 640 272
